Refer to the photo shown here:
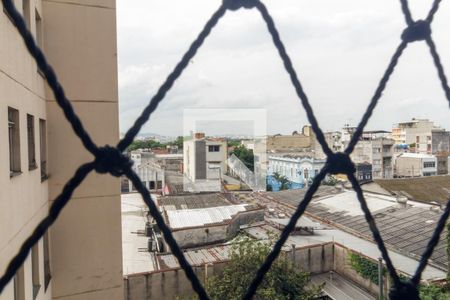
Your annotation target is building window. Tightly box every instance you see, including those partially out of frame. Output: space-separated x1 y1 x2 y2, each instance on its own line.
9 107 21 177
32 244 41 299
424 162 436 168
3 0 14 22
35 9 44 75
39 119 48 181
304 169 309 179
22 0 30 28
27 114 37 170
208 145 220 152
14 265 25 300
43 231 51 291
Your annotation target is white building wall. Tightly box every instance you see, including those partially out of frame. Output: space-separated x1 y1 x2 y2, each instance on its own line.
1 0 52 299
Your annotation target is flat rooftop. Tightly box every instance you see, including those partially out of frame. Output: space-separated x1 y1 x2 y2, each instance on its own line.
121 193 156 276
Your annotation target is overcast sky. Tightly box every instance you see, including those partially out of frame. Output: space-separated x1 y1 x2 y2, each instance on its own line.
117 0 450 137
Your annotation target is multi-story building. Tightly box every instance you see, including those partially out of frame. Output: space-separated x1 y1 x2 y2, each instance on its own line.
323 131 343 153
431 130 450 154
1 1 123 299
436 153 449 175
183 133 227 182
355 163 373 183
395 153 437 177
392 118 449 154
351 137 394 179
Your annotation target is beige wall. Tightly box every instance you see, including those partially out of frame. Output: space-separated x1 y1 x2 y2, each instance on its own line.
267 135 312 152
1 0 52 299
42 0 123 299
395 157 422 177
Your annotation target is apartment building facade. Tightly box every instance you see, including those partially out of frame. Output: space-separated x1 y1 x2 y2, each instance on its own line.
1 1 123 299
183 133 227 182
351 137 394 179
392 118 449 154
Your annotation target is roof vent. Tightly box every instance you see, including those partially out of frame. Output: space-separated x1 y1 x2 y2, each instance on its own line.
396 195 408 207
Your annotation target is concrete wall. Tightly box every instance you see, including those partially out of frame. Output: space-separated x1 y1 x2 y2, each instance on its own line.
42 0 123 299
333 244 390 297
1 0 51 299
267 135 312 152
171 225 228 249
395 156 422 177
129 242 396 300
124 242 389 300
169 209 264 249
124 262 227 300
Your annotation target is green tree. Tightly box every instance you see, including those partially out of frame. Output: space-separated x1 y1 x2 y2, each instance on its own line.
419 284 450 300
206 236 323 300
127 139 164 151
170 136 184 149
273 172 290 190
227 139 241 148
231 145 254 171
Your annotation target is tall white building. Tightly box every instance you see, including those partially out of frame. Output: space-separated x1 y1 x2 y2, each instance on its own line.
183 133 227 183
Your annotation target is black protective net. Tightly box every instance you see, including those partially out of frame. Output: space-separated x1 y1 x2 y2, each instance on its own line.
1 0 449 299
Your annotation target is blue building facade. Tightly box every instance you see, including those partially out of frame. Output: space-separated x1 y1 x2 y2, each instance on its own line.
267 154 326 191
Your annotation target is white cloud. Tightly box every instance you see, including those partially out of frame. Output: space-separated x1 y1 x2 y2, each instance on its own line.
117 0 450 136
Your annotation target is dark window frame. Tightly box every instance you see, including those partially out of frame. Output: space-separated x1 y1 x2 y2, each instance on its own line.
9 107 22 177
27 114 37 170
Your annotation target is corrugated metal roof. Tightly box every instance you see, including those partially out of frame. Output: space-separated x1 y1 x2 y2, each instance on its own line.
158 245 233 269
166 204 249 229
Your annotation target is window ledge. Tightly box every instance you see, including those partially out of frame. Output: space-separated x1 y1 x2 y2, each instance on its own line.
41 173 49 182
37 67 45 78
33 284 41 299
29 165 38 171
10 171 23 178
3 7 15 24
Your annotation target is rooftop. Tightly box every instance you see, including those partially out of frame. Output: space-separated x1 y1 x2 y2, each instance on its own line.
303 191 448 271
165 204 250 230
159 192 231 209
121 193 156 276
398 153 436 159
374 175 450 205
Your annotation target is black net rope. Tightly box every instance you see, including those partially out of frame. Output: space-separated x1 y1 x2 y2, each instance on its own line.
1 0 450 299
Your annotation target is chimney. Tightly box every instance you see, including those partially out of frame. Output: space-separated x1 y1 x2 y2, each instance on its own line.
194 132 205 140
396 195 408 208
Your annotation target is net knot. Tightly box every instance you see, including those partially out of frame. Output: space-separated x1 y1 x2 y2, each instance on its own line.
223 0 257 10
94 145 133 177
326 152 355 175
389 281 420 300
401 20 431 43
